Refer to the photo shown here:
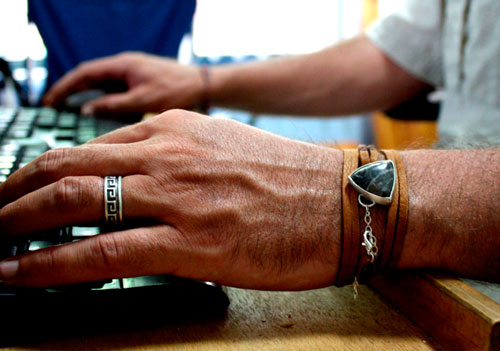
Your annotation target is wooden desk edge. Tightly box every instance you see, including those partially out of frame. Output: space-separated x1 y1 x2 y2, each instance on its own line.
370 271 500 351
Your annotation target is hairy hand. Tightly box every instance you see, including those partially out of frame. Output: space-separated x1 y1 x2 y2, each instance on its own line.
43 53 204 115
0 110 342 290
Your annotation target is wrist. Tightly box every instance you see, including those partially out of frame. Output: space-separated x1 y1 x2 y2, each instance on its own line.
395 150 447 271
271 145 343 289
197 66 211 113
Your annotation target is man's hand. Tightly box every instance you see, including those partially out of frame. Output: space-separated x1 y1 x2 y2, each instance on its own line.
0 110 343 290
43 53 205 116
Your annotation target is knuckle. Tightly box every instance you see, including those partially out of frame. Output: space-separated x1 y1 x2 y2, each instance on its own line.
93 235 121 270
53 177 89 208
31 247 57 278
117 51 134 59
76 60 93 72
34 148 70 179
163 108 192 120
117 51 140 63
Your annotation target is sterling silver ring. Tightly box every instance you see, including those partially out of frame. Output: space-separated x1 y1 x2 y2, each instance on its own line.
104 176 123 225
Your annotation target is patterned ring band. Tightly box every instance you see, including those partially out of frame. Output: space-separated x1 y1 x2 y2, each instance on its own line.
104 176 123 225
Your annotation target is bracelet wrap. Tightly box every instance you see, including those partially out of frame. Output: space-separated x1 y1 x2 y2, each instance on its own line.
335 146 409 288
335 149 361 286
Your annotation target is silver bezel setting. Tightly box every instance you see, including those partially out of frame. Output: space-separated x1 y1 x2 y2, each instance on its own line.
348 160 396 206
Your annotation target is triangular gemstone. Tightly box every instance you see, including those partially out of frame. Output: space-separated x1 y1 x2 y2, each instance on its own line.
348 160 396 205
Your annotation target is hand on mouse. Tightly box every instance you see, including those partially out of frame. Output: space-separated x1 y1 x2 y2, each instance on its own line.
43 53 205 116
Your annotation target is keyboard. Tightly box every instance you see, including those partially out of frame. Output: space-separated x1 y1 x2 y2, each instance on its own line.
0 107 229 335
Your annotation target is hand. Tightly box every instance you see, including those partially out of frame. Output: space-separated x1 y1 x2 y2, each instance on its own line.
43 53 205 116
0 110 342 290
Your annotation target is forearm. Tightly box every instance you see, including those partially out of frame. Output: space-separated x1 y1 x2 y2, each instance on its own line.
271 147 500 287
208 36 429 116
0 111 498 289
396 149 500 281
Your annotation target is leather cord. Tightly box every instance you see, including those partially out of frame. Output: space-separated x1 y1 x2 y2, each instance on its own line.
335 147 409 287
335 149 361 286
376 149 399 270
388 151 409 268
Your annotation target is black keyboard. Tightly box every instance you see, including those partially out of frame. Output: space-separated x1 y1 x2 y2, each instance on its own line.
0 107 229 336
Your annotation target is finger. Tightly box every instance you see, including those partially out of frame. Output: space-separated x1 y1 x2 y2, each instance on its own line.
86 109 187 145
0 175 158 239
0 144 146 207
0 225 211 288
86 120 154 145
81 87 151 116
43 56 129 106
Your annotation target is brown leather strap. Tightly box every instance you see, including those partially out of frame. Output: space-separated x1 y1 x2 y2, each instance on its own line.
335 149 360 286
335 148 409 286
388 151 409 268
359 145 371 166
377 149 399 270
368 147 380 163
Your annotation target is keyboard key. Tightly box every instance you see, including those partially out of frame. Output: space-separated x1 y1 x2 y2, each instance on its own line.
24 145 49 158
52 141 75 148
55 129 76 141
1 143 20 152
94 279 121 290
0 162 13 169
30 228 72 243
72 227 100 238
21 156 36 164
58 113 78 129
0 155 16 163
28 241 55 251
0 108 16 122
122 275 174 289
37 113 57 128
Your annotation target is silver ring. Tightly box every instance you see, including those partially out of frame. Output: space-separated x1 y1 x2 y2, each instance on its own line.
104 176 123 225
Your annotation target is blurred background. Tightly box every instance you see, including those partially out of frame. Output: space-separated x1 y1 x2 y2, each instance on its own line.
0 0 407 146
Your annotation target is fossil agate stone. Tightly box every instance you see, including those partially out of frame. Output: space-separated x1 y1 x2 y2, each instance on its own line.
349 161 396 204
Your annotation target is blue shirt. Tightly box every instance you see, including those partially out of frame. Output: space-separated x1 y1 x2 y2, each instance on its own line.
28 0 196 88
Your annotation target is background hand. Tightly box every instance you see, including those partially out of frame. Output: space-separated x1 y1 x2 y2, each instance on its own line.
43 53 205 116
0 110 342 290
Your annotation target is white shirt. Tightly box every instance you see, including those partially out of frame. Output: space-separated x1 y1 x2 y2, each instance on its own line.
367 0 500 146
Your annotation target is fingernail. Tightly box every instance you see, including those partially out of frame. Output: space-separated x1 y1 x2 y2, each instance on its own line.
0 260 19 280
81 105 95 116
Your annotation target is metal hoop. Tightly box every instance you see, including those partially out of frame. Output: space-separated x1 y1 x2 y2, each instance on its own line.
104 176 123 225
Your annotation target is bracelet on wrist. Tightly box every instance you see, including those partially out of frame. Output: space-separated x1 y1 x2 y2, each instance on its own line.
334 146 409 298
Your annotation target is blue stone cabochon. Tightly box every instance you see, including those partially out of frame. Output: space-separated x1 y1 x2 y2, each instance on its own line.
348 160 396 206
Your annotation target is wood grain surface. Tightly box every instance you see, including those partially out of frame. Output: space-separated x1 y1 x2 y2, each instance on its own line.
2 285 442 351
371 272 500 351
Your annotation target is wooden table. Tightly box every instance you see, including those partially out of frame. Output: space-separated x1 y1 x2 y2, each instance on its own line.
2 285 441 350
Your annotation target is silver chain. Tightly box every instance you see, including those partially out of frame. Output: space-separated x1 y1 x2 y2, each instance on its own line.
359 194 378 262
353 194 378 299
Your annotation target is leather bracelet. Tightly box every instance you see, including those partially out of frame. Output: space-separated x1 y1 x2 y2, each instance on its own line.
335 149 361 286
388 151 409 268
335 146 408 289
376 149 399 270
